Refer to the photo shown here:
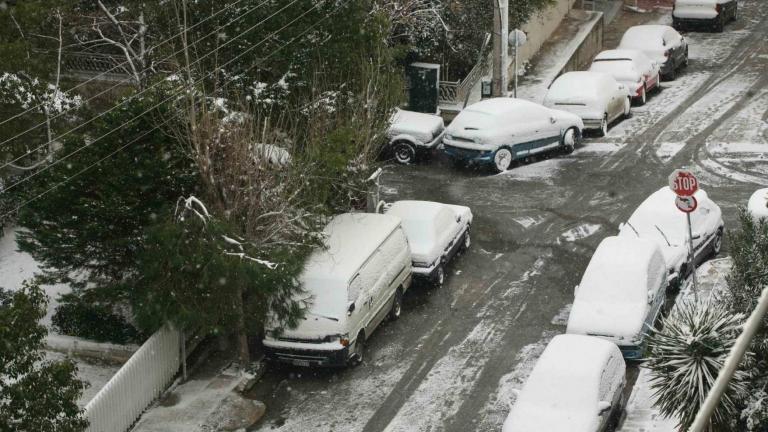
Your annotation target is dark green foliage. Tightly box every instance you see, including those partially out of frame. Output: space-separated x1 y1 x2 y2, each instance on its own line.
0 283 88 432
52 294 144 344
646 299 747 431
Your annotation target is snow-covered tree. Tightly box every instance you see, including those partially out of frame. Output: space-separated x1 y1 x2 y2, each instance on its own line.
646 299 749 431
0 283 87 431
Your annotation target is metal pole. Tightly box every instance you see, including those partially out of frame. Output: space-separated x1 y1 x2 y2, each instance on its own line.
181 329 187 381
514 42 518 98
492 0 509 97
689 286 768 432
687 212 699 301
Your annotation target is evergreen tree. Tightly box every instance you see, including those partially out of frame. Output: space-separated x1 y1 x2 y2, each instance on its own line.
0 283 88 432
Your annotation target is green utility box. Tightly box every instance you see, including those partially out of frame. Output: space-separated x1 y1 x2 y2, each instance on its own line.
406 62 440 114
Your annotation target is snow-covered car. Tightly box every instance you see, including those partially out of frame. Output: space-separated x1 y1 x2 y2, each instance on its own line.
618 187 724 286
673 0 738 32
386 109 445 164
263 213 412 367
254 143 291 166
503 334 626 432
618 25 688 80
543 71 631 137
589 49 661 105
748 188 768 220
386 200 472 286
566 236 668 360
442 98 584 173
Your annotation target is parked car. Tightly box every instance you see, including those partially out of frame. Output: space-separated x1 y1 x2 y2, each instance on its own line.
263 213 412 367
442 98 584 173
673 0 738 32
503 334 626 432
618 187 724 287
386 109 445 164
543 71 631 137
618 25 688 80
566 236 667 360
253 143 291 167
588 49 661 105
748 188 768 220
385 200 472 286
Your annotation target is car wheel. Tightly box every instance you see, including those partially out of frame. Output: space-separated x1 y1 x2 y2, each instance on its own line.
393 141 416 165
461 229 471 252
561 127 578 153
624 98 632 119
492 148 513 172
655 76 663 93
433 264 446 288
712 229 723 257
732 4 738 21
638 85 647 106
665 67 677 81
598 114 608 137
389 289 403 321
682 49 689 68
349 331 365 366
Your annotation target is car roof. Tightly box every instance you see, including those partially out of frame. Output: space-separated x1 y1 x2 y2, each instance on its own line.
465 97 545 116
594 49 647 61
302 213 402 285
581 236 664 298
387 200 449 222
624 25 672 38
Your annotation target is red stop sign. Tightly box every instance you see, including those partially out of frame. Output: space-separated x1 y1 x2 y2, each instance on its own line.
669 169 699 197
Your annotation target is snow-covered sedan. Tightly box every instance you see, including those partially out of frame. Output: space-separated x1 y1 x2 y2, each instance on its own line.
386 200 472 286
673 0 738 32
618 187 724 287
503 334 626 432
543 72 631 137
618 25 688 80
748 188 768 220
386 109 445 164
566 236 668 360
442 98 584 173
589 49 661 105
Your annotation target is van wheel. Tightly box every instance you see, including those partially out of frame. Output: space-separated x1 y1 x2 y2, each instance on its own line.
389 289 403 321
433 264 446 287
349 331 365 366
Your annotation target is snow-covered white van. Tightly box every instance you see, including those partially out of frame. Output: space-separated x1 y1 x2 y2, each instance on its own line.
566 236 667 360
673 0 738 32
263 213 412 367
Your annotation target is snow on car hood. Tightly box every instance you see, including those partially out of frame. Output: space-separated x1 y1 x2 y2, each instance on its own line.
567 298 648 340
673 0 721 19
388 109 444 143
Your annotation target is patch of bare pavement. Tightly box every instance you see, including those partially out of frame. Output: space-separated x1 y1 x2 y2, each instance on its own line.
246 1 768 430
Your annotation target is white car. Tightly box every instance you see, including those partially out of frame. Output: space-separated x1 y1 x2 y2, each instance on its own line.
748 189 768 220
386 200 472 286
566 236 667 360
618 187 724 286
618 25 688 80
503 334 626 432
387 109 445 164
442 98 584 173
589 49 661 105
544 71 631 137
673 0 738 32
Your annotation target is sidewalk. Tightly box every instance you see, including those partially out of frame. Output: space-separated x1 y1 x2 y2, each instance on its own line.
618 258 732 432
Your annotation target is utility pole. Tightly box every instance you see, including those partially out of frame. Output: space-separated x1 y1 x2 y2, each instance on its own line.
492 0 509 97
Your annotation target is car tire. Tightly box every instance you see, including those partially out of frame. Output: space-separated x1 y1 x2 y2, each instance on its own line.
655 76 662 93
492 147 513 172
433 264 446 288
712 229 723 257
393 141 416 165
598 114 608 137
664 67 677 81
561 127 578 153
732 4 738 21
461 229 471 252
623 98 632 119
349 330 365 366
638 85 647 106
682 49 689 68
389 288 403 321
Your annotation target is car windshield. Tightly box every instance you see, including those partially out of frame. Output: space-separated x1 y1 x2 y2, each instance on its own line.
450 109 498 130
399 219 436 251
590 60 640 82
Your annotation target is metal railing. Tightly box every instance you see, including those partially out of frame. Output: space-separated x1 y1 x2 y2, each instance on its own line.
438 59 489 106
84 323 182 432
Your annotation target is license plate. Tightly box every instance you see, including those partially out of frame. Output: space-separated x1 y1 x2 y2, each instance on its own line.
292 359 310 367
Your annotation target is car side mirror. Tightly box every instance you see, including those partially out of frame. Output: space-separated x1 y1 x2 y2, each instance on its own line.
347 302 356 316
598 401 612 415
692 232 702 240
549 116 557 124
456 215 462 223
574 284 580 295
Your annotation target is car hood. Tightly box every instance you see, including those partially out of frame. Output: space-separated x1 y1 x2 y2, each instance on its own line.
388 110 444 143
504 404 598 432
567 299 648 339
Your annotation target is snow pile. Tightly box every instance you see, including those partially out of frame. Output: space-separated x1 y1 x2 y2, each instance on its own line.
748 189 768 220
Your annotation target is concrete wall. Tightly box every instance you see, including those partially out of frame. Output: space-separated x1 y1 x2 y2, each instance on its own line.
514 0 579 68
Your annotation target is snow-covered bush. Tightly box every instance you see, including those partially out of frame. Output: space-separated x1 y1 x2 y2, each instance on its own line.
646 299 748 431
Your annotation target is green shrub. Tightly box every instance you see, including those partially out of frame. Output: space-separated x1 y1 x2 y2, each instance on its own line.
52 298 144 345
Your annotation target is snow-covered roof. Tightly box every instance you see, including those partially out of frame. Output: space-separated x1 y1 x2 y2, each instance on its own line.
594 49 648 61
386 201 456 258
620 25 670 49
624 187 715 244
388 109 444 142
504 334 622 432
302 213 402 287
748 188 768 220
547 72 614 102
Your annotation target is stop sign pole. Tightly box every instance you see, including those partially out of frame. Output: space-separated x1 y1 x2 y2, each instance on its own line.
669 169 700 300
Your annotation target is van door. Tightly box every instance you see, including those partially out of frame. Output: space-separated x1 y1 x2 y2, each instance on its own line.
347 274 365 339
371 229 410 331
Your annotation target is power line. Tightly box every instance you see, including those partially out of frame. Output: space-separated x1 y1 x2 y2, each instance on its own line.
1 8 337 220
0 0 272 150
0 0 304 172
0 2 328 195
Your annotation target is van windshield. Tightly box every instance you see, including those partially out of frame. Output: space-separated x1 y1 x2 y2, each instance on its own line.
299 277 349 320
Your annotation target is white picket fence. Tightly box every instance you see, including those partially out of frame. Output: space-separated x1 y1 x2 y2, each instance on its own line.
84 323 183 432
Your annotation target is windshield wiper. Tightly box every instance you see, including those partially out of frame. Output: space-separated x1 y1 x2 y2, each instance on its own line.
655 224 672 247
306 311 339 322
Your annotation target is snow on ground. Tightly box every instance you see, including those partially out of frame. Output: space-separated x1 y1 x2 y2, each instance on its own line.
619 258 732 432
497 158 572 184
559 223 601 242
45 351 122 408
512 215 545 229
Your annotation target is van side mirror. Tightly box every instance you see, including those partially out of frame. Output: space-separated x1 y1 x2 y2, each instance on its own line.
347 302 356 315
598 401 612 415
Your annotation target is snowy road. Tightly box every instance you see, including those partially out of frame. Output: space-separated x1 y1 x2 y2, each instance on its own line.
247 2 767 430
